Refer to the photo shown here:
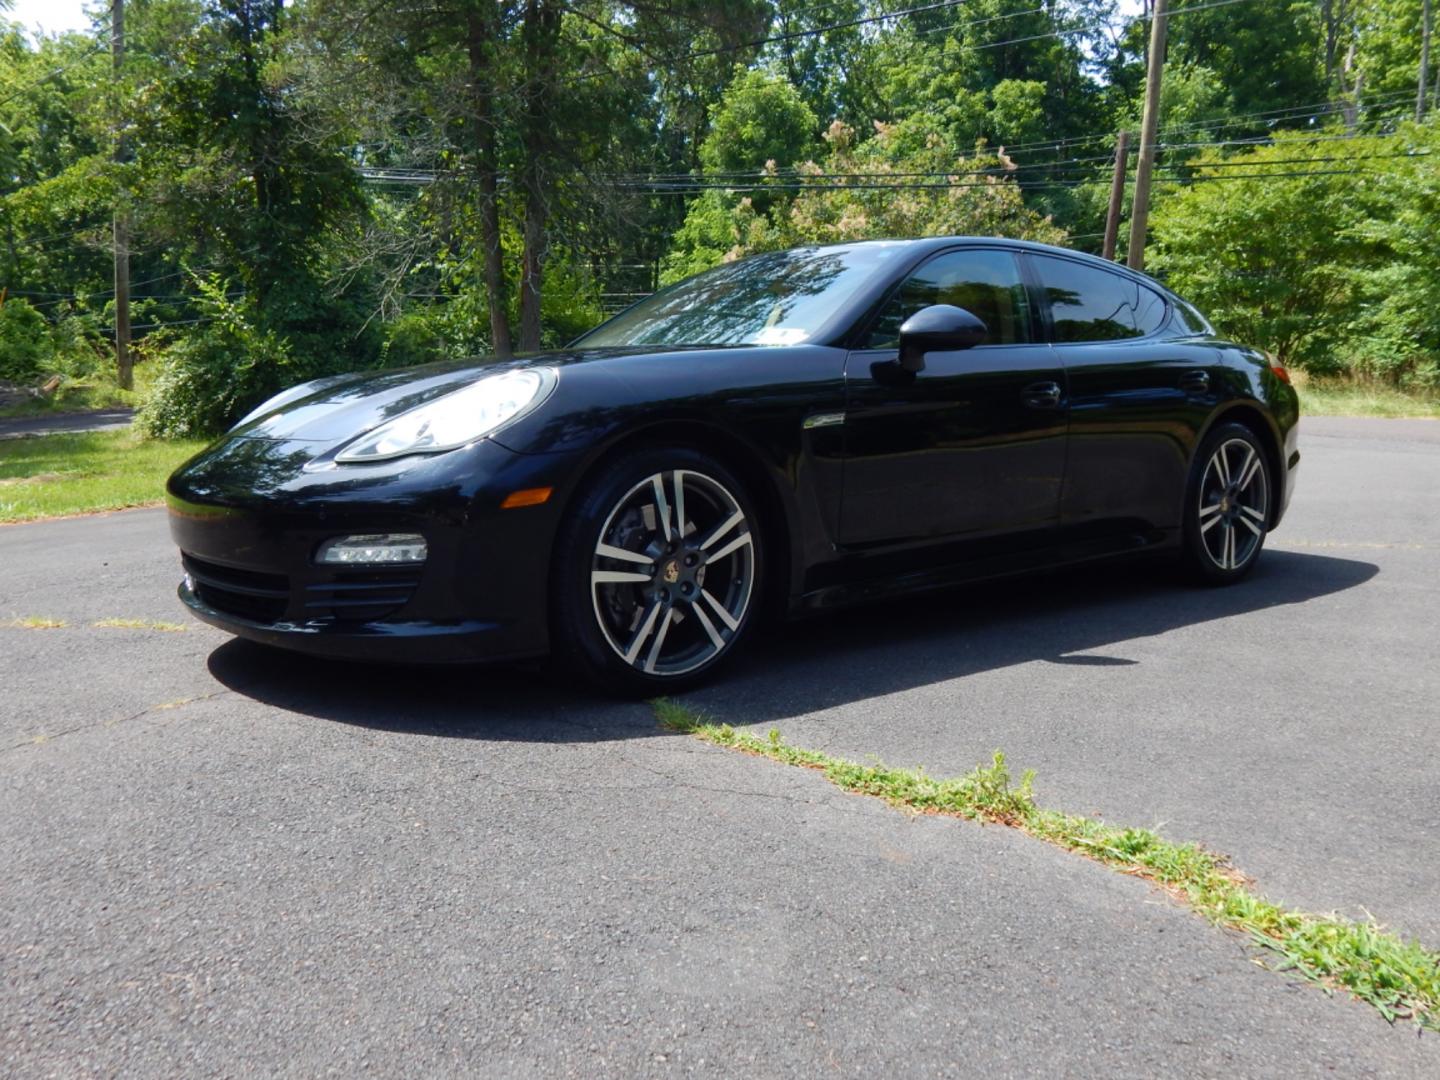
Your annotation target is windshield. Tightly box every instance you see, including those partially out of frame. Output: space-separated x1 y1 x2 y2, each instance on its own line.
576 244 908 348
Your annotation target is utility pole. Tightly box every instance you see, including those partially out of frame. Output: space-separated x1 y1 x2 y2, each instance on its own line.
1127 0 1168 272
1421 0 1432 122
112 0 132 391
1103 130 1130 261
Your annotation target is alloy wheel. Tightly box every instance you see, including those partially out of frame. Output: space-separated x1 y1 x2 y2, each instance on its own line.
1197 437 1268 571
589 469 755 677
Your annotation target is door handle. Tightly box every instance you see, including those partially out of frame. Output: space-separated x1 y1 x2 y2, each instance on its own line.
1021 380 1063 409
1179 370 1211 393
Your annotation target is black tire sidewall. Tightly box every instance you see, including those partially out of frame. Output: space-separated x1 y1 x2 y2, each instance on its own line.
1182 422 1271 585
550 447 764 694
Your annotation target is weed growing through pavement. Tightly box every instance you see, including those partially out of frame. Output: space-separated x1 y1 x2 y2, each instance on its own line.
3 616 67 629
651 698 1440 1032
92 618 187 632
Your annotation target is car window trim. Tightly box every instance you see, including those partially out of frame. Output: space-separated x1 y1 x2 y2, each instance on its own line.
1020 251 1173 346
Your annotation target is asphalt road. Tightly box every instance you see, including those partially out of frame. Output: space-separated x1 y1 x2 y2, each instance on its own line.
2 416 1437 1077
0 408 136 441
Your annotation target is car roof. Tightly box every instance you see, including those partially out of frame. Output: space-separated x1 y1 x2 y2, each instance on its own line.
803 236 1174 296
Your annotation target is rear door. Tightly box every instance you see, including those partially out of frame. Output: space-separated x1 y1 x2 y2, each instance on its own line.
1025 252 1217 538
840 247 1067 551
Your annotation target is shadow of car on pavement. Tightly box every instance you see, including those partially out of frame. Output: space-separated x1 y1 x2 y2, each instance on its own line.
206 548 1377 741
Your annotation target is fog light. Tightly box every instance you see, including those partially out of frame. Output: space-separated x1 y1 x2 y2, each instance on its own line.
316 533 428 565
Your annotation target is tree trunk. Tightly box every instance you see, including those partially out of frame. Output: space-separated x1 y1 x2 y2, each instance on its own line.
239 1 276 305
466 1 513 358
1421 0 1433 121
1339 40 1362 131
112 0 131 389
517 0 561 352
1321 0 1345 86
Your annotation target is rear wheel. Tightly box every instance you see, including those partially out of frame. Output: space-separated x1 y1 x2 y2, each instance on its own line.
552 448 763 694
1181 422 1272 584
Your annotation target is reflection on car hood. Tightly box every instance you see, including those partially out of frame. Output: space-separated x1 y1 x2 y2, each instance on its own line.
232 346 722 444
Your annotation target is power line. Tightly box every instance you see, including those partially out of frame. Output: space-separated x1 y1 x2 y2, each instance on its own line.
970 89 1418 157
357 136 1423 194
573 137 1426 187
602 166 1414 195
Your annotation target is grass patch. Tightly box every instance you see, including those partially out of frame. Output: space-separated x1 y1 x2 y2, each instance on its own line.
0 364 157 421
92 618 187 632
3 615 67 629
652 698 1440 1031
0 430 205 524
0 381 135 421
1295 375 1440 419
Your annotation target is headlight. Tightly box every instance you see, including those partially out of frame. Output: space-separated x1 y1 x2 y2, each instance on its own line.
335 368 554 464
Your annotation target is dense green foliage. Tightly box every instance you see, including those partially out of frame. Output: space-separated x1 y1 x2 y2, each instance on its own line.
1151 123 1440 385
1 0 1437 432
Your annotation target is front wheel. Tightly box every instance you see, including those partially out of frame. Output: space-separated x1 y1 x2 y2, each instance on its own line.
1181 423 1273 584
551 448 763 694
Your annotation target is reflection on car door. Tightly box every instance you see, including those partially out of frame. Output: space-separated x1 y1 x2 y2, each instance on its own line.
840 247 1068 557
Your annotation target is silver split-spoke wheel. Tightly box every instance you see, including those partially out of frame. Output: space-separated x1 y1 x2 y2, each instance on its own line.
1196 435 1269 572
589 468 756 678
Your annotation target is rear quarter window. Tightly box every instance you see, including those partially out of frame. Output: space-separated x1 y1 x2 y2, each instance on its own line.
1134 284 1169 336
1172 298 1215 336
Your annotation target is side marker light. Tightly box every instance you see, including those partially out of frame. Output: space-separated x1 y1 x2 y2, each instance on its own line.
501 487 553 509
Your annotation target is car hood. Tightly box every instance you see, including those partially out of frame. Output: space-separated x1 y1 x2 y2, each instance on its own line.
230 345 722 445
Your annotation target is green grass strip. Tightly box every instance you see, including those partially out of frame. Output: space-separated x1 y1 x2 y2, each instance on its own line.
1295 379 1440 419
0 430 205 524
651 698 1440 1031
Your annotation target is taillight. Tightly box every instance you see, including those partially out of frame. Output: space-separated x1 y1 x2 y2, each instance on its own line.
1266 353 1291 384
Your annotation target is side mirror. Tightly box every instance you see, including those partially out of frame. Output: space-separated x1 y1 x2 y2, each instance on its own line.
897 304 988 373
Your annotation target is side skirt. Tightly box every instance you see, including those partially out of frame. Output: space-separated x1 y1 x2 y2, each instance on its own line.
789 527 1177 616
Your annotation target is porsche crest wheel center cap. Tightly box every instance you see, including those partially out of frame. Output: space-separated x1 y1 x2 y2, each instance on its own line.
654 551 706 594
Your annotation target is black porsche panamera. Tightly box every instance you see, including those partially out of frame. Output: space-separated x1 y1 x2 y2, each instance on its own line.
167 237 1300 692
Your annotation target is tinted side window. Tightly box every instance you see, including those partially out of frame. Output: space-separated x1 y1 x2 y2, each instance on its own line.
1172 297 1213 335
863 249 1032 349
1134 285 1169 335
1031 255 1152 343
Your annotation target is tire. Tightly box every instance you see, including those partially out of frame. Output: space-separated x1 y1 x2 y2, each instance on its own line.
550 447 764 694
1180 422 1273 585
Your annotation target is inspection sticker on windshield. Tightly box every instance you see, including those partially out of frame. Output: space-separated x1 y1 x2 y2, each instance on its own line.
754 327 808 346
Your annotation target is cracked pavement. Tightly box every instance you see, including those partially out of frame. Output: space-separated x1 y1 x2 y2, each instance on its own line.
2 416 1438 1076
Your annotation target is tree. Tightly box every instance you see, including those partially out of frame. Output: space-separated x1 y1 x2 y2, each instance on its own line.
1147 131 1440 384
664 114 1066 280
1339 121 1440 385
0 22 110 309
1165 0 1327 126
1346 0 1435 124
698 66 818 177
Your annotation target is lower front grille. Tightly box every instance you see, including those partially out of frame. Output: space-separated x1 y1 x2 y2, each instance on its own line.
303 572 421 622
183 555 421 625
183 554 290 622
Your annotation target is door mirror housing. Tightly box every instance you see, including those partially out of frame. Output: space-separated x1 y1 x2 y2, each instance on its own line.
897 304 988 373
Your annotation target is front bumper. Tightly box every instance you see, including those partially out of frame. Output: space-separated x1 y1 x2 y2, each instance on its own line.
167 436 581 664
178 580 523 663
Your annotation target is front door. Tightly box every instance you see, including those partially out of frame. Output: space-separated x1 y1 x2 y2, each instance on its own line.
840 247 1067 551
